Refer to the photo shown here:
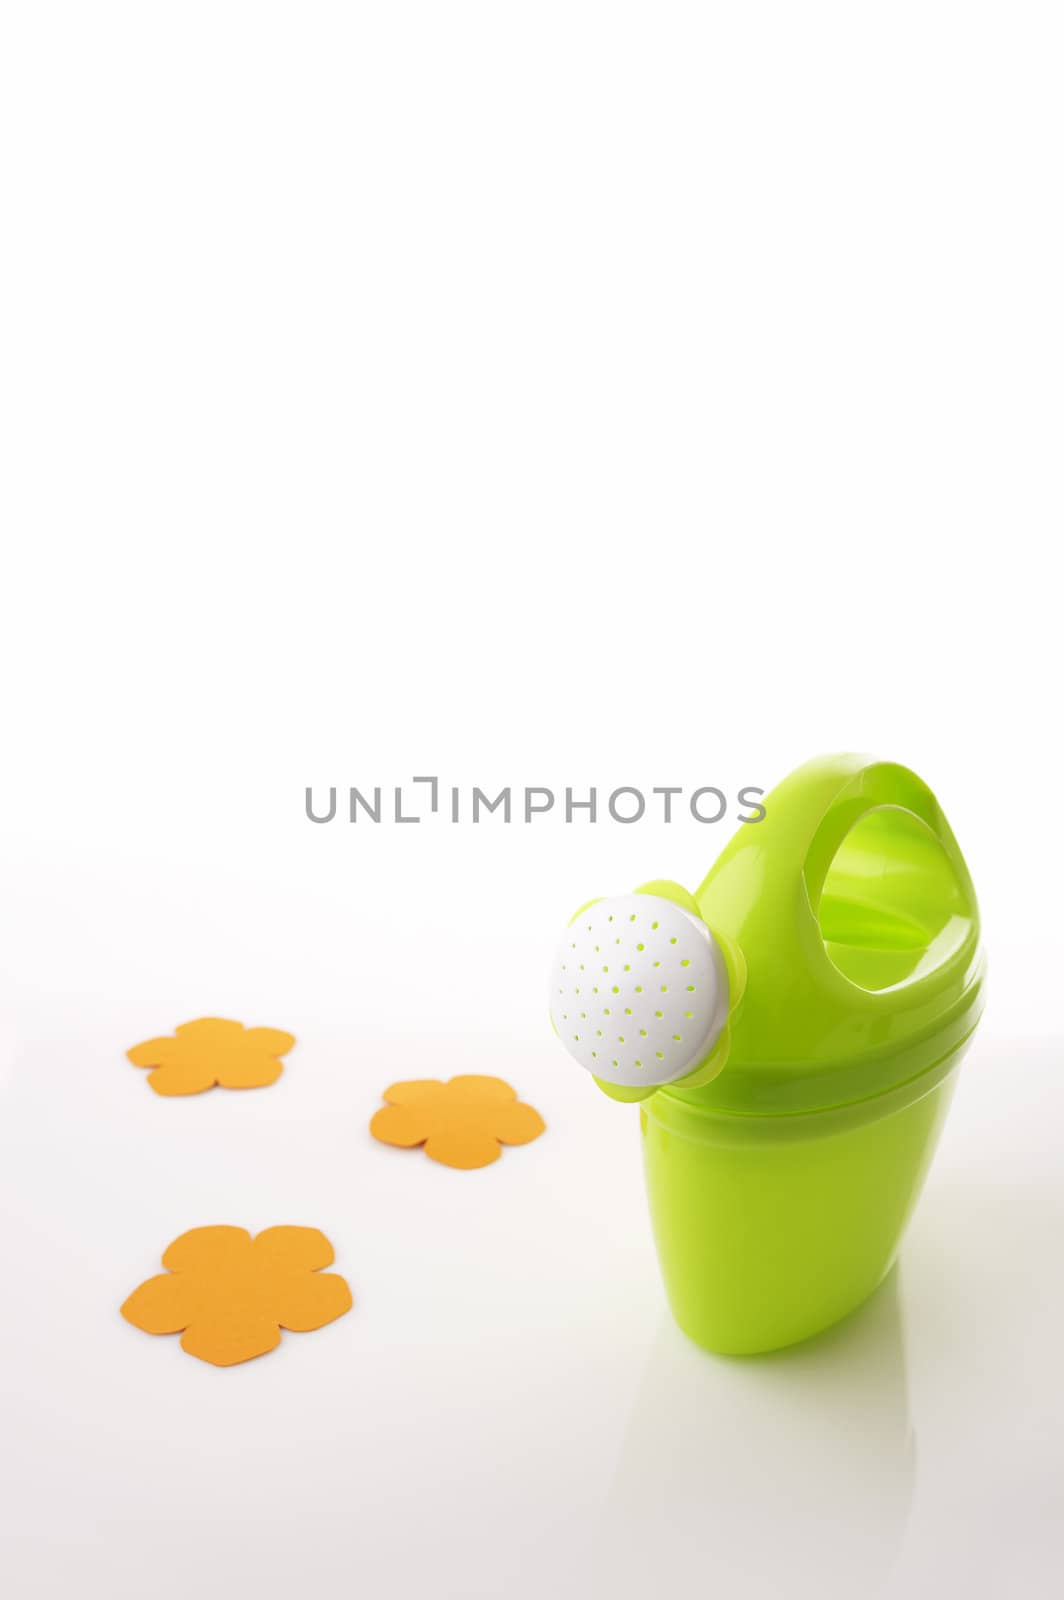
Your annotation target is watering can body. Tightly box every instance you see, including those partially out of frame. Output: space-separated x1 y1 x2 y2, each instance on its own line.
553 754 984 1354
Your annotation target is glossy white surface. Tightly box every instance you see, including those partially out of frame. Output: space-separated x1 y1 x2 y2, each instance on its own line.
0 851 1060 1599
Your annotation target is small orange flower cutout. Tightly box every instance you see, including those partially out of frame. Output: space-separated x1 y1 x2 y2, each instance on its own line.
370 1075 546 1169
127 1017 295 1096
121 1226 353 1366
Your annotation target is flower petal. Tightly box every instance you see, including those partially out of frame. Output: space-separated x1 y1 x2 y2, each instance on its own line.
121 1273 201 1334
423 1131 501 1170
492 1101 546 1146
446 1075 517 1102
382 1079 447 1107
370 1104 428 1148
215 1053 284 1090
273 1272 353 1333
147 1060 218 1096
242 1027 296 1056
162 1226 253 1273
253 1226 335 1272
180 1315 281 1367
127 1037 181 1068
175 1017 245 1043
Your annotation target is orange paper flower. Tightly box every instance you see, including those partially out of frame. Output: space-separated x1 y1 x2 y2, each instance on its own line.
121 1226 353 1366
127 1017 295 1096
370 1075 546 1169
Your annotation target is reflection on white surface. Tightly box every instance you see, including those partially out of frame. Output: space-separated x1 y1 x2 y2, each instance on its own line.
596 1270 913 1600
0 982 1062 1600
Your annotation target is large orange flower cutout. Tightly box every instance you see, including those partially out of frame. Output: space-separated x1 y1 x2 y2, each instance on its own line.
370 1075 546 1169
127 1017 295 1096
121 1226 353 1366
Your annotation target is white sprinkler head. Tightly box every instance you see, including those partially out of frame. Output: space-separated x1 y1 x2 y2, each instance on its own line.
549 893 730 1089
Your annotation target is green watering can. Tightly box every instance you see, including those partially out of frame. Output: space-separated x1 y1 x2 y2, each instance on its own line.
549 754 985 1353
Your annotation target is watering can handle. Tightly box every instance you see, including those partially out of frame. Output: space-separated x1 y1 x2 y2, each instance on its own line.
697 753 981 1024
800 757 978 922
692 754 984 1109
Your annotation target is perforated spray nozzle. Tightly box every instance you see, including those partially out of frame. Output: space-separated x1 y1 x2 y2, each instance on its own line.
549 892 731 1097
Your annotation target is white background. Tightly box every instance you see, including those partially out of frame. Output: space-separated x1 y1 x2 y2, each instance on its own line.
1 4 1061 1597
